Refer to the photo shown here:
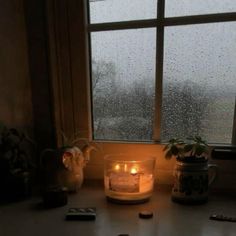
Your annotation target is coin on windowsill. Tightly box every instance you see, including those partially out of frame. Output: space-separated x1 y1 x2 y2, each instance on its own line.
139 210 154 219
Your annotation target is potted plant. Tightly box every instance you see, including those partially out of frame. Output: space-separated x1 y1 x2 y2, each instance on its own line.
163 136 217 204
40 132 97 192
0 122 35 202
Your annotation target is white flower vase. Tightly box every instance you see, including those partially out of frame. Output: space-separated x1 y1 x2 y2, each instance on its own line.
60 147 86 192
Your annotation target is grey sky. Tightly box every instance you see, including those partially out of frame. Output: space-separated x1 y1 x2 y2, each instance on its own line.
89 0 236 92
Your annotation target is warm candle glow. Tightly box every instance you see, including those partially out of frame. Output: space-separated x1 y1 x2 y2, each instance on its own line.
130 167 138 175
104 155 156 203
114 164 120 171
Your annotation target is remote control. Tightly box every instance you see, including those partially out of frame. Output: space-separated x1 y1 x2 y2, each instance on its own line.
210 214 236 222
66 207 96 221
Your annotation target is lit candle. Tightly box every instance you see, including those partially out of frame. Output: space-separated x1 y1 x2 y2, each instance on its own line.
114 164 120 171
104 155 156 203
130 167 138 175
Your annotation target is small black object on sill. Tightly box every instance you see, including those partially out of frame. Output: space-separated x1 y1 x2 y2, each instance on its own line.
42 185 68 208
66 207 96 221
139 210 154 219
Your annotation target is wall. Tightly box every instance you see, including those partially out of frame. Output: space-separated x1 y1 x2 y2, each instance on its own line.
0 0 33 131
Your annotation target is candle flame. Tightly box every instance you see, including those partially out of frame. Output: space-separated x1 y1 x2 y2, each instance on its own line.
130 167 138 174
114 164 120 171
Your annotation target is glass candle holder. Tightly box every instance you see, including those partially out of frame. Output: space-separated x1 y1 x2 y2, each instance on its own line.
104 154 156 204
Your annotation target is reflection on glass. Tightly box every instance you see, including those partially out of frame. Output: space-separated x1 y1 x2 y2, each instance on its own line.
162 22 236 144
89 0 157 23
165 0 236 17
91 28 156 141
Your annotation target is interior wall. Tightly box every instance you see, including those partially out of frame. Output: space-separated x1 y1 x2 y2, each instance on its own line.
0 0 33 131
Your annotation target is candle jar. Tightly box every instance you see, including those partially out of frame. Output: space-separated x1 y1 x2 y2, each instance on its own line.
104 154 156 204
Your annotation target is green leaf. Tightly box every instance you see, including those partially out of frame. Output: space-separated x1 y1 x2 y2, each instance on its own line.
163 144 170 152
165 150 173 159
195 145 206 156
60 130 69 146
184 144 193 153
171 146 179 156
9 128 20 137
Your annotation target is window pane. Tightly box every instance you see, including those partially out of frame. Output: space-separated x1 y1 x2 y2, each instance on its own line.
89 0 157 23
91 29 156 141
165 0 236 17
162 22 236 144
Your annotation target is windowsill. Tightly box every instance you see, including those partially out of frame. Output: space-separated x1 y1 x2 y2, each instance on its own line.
1 181 236 236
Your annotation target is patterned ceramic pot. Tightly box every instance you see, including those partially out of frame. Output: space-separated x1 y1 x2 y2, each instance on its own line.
172 158 217 204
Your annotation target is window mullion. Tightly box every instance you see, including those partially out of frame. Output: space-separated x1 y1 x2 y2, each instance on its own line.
164 12 236 27
153 0 165 142
88 19 159 32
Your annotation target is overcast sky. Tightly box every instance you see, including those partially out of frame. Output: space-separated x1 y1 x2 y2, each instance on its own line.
89 0 236 93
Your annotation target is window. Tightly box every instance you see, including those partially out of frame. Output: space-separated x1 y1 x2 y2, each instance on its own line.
87 0 236 145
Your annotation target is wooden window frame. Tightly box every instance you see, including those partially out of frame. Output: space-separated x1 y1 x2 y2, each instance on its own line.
46 0 236 147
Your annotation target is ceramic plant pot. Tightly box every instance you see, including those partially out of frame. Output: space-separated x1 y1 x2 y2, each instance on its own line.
172 158 217 204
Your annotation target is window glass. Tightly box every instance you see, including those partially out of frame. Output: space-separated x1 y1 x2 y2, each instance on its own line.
165 0 236 17
162 22 236 144
89 0 157 23
91 28 156 141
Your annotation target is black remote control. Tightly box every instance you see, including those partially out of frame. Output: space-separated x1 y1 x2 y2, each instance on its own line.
66 207 96 221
